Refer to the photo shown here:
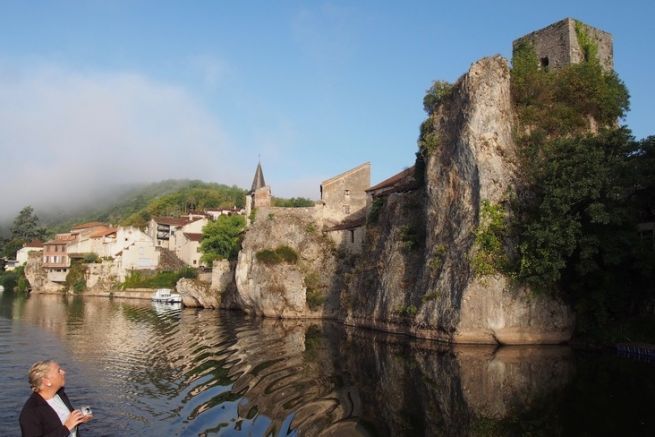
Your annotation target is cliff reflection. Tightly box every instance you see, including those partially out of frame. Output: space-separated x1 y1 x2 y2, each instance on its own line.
6 295 573 435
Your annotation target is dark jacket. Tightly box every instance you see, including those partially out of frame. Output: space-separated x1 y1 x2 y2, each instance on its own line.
19 388 76 437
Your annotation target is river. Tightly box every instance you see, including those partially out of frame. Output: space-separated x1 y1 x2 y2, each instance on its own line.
1 292 654 436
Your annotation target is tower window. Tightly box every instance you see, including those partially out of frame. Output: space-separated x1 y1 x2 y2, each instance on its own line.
540 56 549 70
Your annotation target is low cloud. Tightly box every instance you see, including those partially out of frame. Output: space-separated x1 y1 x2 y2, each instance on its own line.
0 64 247 222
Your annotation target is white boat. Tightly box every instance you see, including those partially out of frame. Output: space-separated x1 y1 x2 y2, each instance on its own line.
151 288 182 303
0 285 4 293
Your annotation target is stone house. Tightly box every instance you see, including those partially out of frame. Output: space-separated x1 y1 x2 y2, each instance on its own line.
319 162 370 221
174 232 204 267
42 234 77 282
12 240 44 269
147 215 208 267
512 17 613 72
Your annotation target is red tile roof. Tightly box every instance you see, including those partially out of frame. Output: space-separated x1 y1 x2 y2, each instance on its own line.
154 216 195 226
183 232 203 242
24 240 44 248
90 227 117 238
72 221 108 230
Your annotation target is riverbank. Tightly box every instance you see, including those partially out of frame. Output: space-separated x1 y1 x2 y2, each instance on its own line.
31 288 157 300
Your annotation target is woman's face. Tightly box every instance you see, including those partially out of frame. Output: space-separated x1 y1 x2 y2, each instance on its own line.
43 362 66 390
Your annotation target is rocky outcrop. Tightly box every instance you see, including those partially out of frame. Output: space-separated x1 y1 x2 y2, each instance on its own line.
177 260 235 308
233 56 574 344
24 252 64 293
234 207 337 318
177 278 219 308
85 261 119 292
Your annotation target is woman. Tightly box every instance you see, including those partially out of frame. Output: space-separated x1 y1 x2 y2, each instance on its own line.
19 360 92 437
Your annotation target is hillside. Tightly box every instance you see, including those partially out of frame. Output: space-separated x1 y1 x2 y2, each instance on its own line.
38 180 247 231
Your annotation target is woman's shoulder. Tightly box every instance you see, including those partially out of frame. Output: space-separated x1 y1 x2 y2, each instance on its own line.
20 391 44 413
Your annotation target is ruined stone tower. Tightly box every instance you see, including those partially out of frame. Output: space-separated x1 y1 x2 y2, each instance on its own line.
513 18 613 71
245 162 271 222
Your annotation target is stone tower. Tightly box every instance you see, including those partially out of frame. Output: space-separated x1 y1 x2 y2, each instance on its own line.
245 162 271 222
513 18 613 72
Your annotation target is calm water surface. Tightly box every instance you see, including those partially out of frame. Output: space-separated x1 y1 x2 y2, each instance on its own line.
1 292 654 436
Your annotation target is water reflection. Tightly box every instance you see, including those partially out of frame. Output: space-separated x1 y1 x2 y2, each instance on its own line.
0 294 653 435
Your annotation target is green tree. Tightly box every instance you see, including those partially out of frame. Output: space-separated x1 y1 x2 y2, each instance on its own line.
3 206 48 258
10 206 47 241
271 197 315 207
200 215 246 263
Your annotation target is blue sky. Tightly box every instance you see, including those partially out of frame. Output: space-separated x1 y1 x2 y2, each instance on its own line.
1 1 653 219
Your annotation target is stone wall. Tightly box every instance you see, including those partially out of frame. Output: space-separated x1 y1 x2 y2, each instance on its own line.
512 17 613 72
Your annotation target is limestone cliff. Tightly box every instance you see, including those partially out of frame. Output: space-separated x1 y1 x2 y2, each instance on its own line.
233 207 338 318
233 56 574 344
24 252 64 293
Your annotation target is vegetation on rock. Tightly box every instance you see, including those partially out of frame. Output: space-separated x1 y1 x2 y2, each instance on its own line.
0 266 29 293
255 245 299 265
507 42 654 336
120 267 197 289
304 272 326 310
271 197 315 207
65 260 88 293
200 215 246 263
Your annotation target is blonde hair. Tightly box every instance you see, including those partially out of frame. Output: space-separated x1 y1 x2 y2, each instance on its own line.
28 360 55 392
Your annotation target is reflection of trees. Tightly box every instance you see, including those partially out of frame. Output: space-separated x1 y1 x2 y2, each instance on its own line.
6 296 578 435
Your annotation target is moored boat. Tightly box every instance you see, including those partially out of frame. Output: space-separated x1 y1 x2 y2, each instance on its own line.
151 288 182 303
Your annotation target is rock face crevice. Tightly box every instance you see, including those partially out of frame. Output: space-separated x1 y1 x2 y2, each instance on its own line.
215 56 575 344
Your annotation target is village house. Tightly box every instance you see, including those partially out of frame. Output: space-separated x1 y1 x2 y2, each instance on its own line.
15 241 44 268
147 214 208 266
319 162 370 221
42 234 77 282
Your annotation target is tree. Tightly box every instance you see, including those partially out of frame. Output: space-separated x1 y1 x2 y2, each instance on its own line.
200 215 246 263
10 206 47 242
3 206 48 258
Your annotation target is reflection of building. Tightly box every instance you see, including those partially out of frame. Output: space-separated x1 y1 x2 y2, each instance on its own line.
638 222 655 248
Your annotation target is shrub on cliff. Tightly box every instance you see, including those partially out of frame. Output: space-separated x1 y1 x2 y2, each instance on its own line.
256 245 299 266
120 267 197 289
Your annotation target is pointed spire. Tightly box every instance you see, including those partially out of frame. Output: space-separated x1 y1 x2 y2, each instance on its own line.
250 162 266 193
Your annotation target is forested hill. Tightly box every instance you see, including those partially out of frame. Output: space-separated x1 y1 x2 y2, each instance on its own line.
40 180 247 231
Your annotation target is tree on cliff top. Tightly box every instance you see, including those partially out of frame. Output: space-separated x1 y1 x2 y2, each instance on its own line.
200 215 246 264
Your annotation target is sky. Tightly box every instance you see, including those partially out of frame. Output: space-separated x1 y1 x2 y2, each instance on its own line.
1 0 653 222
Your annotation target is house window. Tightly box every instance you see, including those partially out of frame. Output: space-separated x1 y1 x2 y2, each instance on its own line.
343 205 350 214
350 230 355 243
345 189 350 198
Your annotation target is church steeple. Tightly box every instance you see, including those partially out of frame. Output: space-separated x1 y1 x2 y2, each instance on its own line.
250 162 266 193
